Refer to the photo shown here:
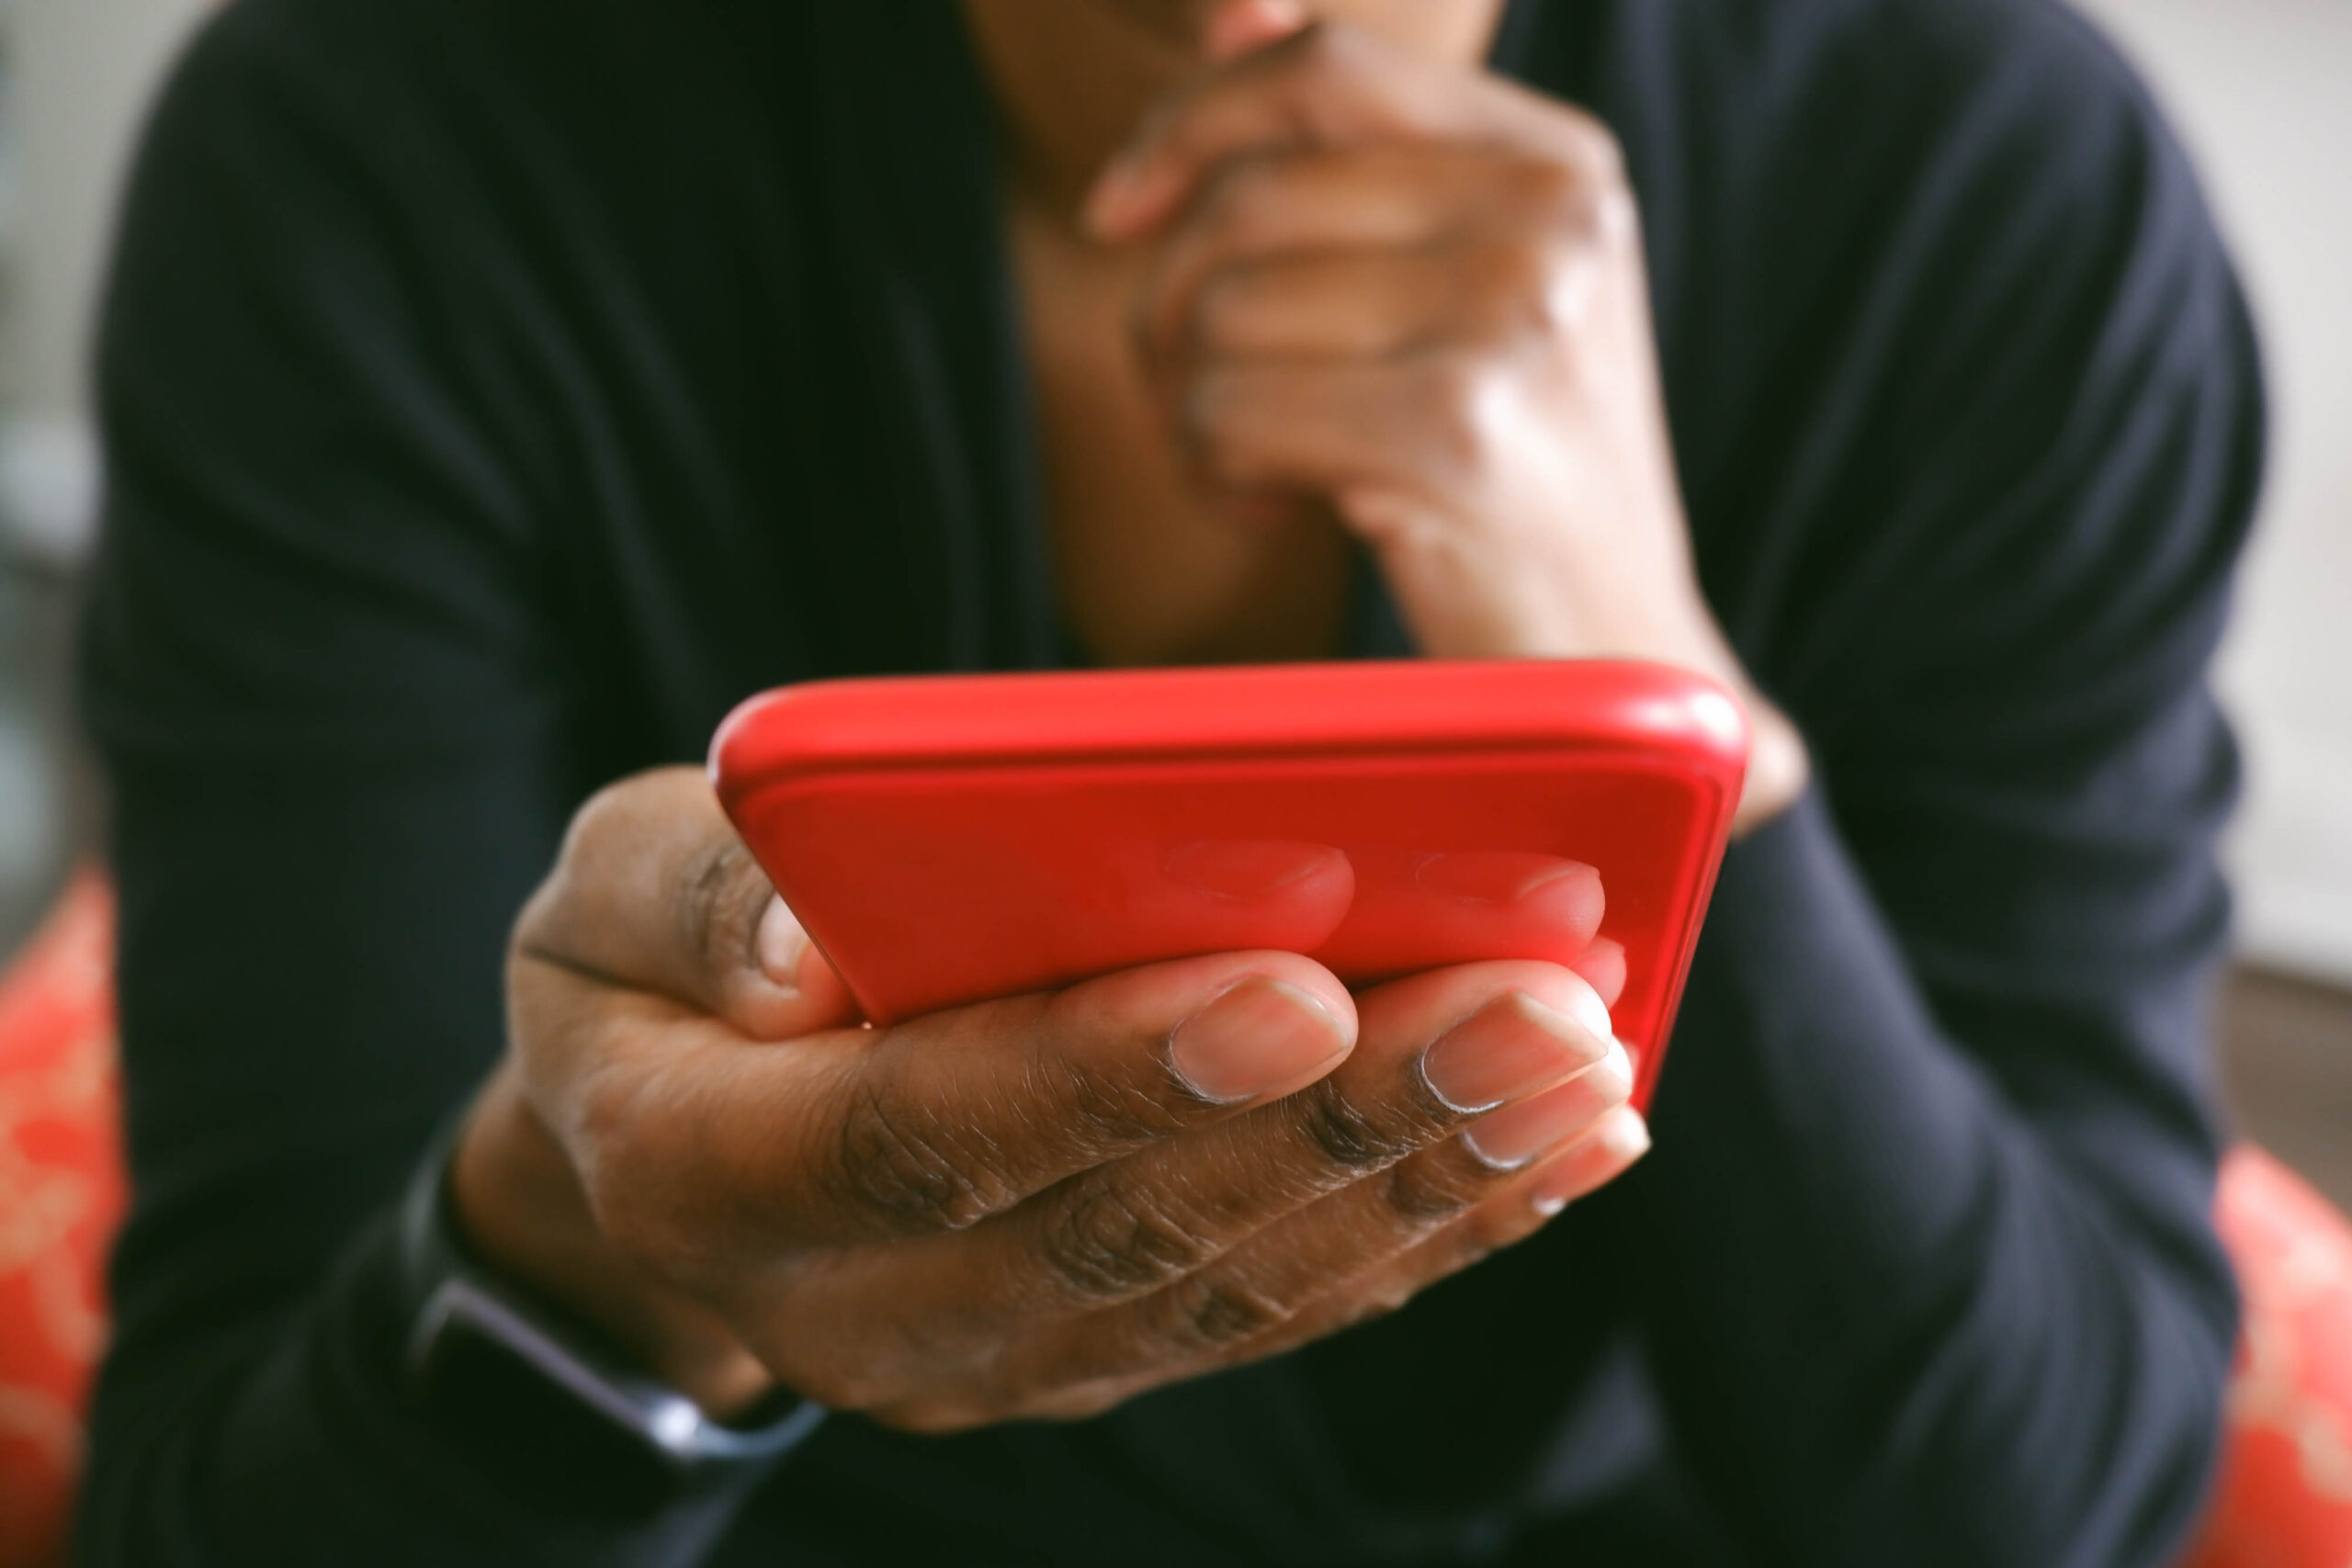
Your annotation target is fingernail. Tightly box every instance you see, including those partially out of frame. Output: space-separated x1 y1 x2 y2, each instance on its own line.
1163 839 1351 901
1597 1104 1652 1161
1557 984 1613 1055
1460 1039 1634 1169
1419 992 1608 1114
1415 853 1598 907
1571 937 1628 1011
1170 977 1348 1103
755 897 808 993
1530 1108 1652 1214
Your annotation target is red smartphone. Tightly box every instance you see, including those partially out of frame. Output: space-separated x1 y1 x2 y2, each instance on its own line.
711 660 1746 1111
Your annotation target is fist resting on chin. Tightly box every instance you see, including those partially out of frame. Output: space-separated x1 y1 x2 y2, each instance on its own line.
1084 17 1808 832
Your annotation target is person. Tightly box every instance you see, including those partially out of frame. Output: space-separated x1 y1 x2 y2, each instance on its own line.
74 0 2263 1562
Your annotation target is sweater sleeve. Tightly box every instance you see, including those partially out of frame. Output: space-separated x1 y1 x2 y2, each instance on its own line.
74 6 774 1562
1611 6 2264 1564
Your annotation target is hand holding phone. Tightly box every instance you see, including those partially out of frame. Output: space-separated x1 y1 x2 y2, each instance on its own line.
452 660 1731 1428
452 765 1648 1432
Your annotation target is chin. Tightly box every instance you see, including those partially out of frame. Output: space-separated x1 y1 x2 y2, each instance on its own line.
1084 0 1238 51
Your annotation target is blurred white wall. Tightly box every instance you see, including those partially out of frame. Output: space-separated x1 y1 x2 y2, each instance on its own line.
5 0 2348 981
0 0 206 956
9 0 208 426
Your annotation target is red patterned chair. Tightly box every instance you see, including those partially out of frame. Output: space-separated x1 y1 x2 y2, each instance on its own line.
0 877 2346 1565
0 876 122 1568
2184 1146 2352 1567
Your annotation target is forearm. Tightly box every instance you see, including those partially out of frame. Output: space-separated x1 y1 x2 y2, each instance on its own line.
1622 790 2235 1568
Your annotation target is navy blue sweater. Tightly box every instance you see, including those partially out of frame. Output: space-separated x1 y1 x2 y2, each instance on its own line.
77 0 2262 1562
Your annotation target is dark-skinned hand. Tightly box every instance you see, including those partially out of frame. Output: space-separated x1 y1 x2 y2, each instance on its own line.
452 769 1645 1428
1089 18 1809 831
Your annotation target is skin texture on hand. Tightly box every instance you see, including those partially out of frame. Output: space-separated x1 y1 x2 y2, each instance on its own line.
1072 17 1810 831
451 769 1647 1425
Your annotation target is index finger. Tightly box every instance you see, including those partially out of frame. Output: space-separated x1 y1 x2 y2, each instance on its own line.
1085 22 1592 241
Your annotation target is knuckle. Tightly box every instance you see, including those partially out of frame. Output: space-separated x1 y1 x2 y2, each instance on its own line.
1162 1272 1289 1351
1474 237 1560 338
1535 98 1626 191
571 1097 717 1277
503 953 581 1079
1548 178 1636 254
1059 1056 1187 1147
1491 232 1555 299
1381 1156 1487 1225
1519 135 1634 251
831 1082 1009 1234
1587 180 1639 245
673 832 764 980
1197 157 1282 248
1028 998 1196 1147
1510 156 1583 222
1414 356 1499 476
561 777 638 865
518 783 639 949
1289 1077 1427 1172
571 1066 650 1189
1040 1184 1210 1300
1573 121 1629 193
509 874 567 959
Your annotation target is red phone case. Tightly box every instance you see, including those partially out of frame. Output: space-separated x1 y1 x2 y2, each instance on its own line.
711 660 1747 1110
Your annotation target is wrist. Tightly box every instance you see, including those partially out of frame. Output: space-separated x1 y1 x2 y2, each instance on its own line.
1429 551 1808 834
449 1067 779 1419
1729 693 1811 837
1478 543 1810 834
1635 593 1810 832
1391 539 1810 832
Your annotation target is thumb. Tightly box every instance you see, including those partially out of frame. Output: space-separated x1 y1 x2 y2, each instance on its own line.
738 895 860 1039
